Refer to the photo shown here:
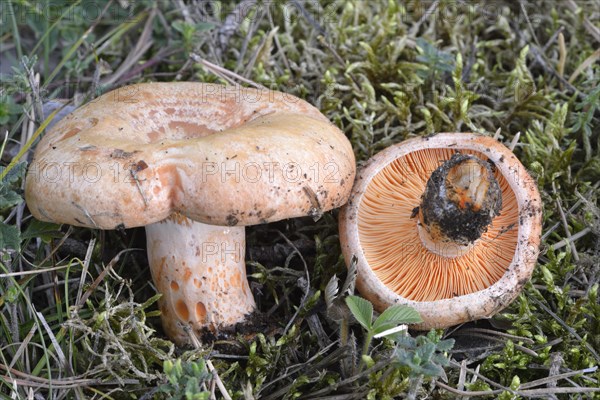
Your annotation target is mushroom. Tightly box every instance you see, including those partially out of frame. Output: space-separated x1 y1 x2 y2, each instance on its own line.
25 82 356 345
339 133 542 329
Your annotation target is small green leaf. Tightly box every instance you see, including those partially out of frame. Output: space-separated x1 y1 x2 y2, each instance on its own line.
435 338 455 352
0 189 22 210
361 354 374 368
21 220 62 242
5 285 19 303
0 222 20 251
0 161 27 185
373 305 423 334
509 375 521 390
345 295 373 330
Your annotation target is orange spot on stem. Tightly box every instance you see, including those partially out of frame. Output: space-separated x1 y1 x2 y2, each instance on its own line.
175 300 189 321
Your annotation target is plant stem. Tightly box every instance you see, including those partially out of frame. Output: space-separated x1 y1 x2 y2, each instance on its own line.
358 331 374 371
407 375 423 400
340 317 349 346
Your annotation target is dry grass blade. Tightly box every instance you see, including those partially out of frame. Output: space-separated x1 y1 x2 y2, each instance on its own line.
569 48 600 84
206 360 232 400
0 264 72 278
75 248 141 308
101 8 157 86
519 366 597 389
74 238 95 308
7 325 37 370
190 53 266 89
437 380 600 397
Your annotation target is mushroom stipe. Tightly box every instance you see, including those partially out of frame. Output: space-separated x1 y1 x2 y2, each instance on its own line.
339 133 542 330
25 82 356 345
419 153 503 247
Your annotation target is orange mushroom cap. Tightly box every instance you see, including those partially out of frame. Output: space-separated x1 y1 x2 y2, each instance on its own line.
340 133 542 329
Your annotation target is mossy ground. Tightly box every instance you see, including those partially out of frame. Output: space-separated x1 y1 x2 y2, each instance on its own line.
1 1 599 399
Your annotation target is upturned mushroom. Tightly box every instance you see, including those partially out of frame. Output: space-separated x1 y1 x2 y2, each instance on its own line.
339 133 542 329
26 82 356 345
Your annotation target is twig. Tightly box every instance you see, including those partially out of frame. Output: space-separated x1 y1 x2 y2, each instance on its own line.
449 360 512 393
551 227 592 250
457 359 467 398
436 381 504 397
206 360 232 400
0 364 138 388
0 263 73 278
190 54 266 89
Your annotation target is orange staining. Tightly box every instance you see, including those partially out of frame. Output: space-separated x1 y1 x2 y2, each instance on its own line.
156 257 167 283
170 281 180 291
230 270 242 287
446 158 493 212
167 212 191 226
193 278 202 288
183 268 192 281
357 147 519 302
61 127 81 141
167 120 212 138
147 131 160 141
175 299 190 321
195 302 207 322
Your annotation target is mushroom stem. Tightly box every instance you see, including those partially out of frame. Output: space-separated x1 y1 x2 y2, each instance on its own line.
418 153 502 257
145 215 255 345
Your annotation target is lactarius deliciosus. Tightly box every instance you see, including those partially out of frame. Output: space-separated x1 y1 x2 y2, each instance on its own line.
339 133 542 329
26 82 356 345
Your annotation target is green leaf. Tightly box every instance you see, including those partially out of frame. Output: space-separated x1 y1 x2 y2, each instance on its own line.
0 222 20 251
0 161 27 185
21 220 62 242
345 295 373 330
0 189 23 210
419 362 445 377
373 305 423 334
435 338 455 352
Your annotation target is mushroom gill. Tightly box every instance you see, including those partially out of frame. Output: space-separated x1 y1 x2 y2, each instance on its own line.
357 147 519 302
